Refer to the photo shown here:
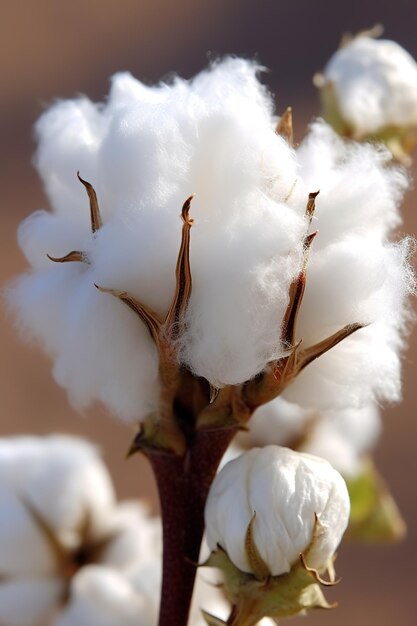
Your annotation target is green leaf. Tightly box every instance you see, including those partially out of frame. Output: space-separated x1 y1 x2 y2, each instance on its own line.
346 459 406 543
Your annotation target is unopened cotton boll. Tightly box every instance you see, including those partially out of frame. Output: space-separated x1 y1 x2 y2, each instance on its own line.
205 446 350 577
317 35 417 159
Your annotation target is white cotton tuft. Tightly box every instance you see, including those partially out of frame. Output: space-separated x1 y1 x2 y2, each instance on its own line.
0 435 115 550
322 36 417 136
8 57 307 422
282 122 414 411
7 58 414 422
0 434 166 624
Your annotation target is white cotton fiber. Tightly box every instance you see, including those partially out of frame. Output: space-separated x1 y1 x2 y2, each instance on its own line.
7 58 414 423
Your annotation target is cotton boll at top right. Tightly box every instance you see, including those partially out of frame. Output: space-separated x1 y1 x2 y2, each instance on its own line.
282 121 415 413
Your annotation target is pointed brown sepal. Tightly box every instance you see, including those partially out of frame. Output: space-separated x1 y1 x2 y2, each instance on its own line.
296 322 364 373
77 171 103 233
95 284 163 345
281 231 317 348
299 554 340 587
164 194 194 335
245 512 271 580
305 190 319 227
276 107 293 146
47 251 87 264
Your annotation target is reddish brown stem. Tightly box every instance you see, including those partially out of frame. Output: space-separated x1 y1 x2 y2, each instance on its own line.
150 426 238 626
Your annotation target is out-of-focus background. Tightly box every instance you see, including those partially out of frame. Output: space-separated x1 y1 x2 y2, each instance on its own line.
1 1 416 624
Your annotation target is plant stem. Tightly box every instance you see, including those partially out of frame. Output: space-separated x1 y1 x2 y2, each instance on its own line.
151 426 238 626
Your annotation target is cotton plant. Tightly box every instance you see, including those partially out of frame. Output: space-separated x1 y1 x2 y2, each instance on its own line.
315 26 417 162
6 42 415 626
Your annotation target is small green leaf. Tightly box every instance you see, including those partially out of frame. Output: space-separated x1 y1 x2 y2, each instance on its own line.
346 459 406 543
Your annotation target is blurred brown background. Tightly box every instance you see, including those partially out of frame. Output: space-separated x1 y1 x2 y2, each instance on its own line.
1 1 416 624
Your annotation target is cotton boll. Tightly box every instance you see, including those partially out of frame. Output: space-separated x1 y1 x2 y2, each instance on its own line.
0 436 115 550
205 446 350 577
0 578 64 626
9 57 307 422
321 36 417 136
8 56 414 424
54 566 150 626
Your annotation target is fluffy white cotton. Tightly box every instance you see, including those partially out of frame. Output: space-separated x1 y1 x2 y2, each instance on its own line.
205 446 350 577
322 36 417 136
0 436 114 625
7 58 305 422
283 122 414 411
0 435 115 550
8 58 414 423
0 435 164 626
240 397 380 477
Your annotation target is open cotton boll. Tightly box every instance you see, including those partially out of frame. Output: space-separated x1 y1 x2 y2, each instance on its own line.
205 446 350 577
321 36 417 137
9 57 307 423
0 436 115 550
